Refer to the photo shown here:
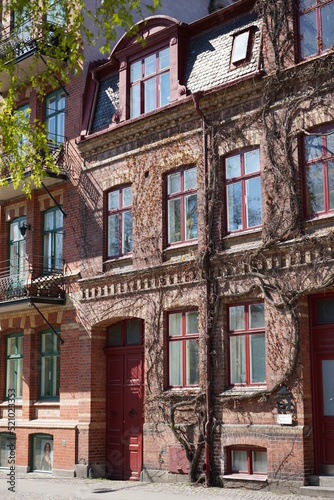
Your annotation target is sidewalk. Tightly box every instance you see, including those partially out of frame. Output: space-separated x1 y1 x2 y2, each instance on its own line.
0 474 329 500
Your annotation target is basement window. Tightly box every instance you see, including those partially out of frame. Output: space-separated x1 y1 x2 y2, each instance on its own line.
231 30 250 64
225 447 268 480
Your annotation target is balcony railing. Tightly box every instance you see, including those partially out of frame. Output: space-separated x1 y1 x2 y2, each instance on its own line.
0 257 65 305
2 138 68 180
0 18 38 61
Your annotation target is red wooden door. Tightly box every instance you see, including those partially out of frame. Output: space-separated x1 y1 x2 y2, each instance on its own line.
311 296 334 472
106 348 143 480
315 351 334 466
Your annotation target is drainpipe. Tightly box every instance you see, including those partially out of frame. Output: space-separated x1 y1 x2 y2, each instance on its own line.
192 92 211 485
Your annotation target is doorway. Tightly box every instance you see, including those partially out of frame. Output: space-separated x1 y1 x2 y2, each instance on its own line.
311 296 334 473
105 319 143 480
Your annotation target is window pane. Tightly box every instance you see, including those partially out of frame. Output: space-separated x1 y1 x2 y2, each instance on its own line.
130 84 140 118
184 168 197 190
56 112 65 143
159 71 170 107
230 335 246 384
43 234 52 271
249 334 266 384
16 357 23 397
327 132 334 155
186 340 199 385
253 451 267 473
108 214 119 256
42 333 52 353
0 435 16 468
144 54 156 77
46 96 56 115
169 313 182 337
41 356 52 397
53 356 60 397
306 162 324 213
328 161 334 210
244 149 260 174
186 312 198 335
130 61 141 83
322 3 334 51
108 191 119 211
231 31 249 63
231 450 247 472
159 48 170 70
168 198 181 243
305 135 322 161
168 172 181 194
185 194 198 240
323 360 334 416
55 233 63 269
55 209 63 229
300 11 317 58
144 77 156 113
6 360 16 397
227 182 242 231
17 336 24 355
317 298 334 324
246 176 262 227
249 303 264 329
44 211 54 231
169 341 182 386
7 337 16 356
122 211 133 254
229 306 245 330
226 155 241 179
122 186 132 207
126 319 141 345
108 323 122 346
32 436 53 472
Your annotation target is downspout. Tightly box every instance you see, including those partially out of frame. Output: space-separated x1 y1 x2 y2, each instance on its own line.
192 92 211 485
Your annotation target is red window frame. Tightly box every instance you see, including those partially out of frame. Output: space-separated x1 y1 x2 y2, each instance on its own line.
167 310 199 388
107 319 143 348
224 148 262 233
129 46 170 118
303 126 334 217
298 0 334 59
227 302 266 387
227 446 267 475
166 167 198 246
106 185 132 259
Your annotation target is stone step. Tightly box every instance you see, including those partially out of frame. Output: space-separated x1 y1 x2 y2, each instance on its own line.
309 476 334 487
300 486 334 498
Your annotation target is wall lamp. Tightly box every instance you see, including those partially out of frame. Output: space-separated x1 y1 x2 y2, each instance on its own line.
20 223 31 237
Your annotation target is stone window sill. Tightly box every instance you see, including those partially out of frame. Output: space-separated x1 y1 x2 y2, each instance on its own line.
223 473 267 482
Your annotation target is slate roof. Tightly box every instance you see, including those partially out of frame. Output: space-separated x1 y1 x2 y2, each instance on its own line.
91 74 119 133
185 12 262 93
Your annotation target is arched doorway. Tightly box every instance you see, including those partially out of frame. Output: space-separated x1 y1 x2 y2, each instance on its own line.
105 319 144 480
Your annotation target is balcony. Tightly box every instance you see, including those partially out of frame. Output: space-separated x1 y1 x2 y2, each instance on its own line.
0 15 63 92
0 257 66 311
0 138 68 201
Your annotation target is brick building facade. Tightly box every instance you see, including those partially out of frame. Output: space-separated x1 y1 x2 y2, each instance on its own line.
1 0 334 491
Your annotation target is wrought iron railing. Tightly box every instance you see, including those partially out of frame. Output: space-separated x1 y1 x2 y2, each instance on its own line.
1 138 68 181
0 257 65 304
0 18 38 60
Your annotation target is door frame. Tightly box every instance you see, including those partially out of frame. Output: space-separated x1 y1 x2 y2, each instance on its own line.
309 293 334 473
105 319 144 480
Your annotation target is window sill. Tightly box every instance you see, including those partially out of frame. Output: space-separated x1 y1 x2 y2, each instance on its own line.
34 400 60 406
103 255 133 273
223 473 267 482
219 386 267 397
0 400 22 407
304 211 334 235
164 387 201 396
163 241 198 262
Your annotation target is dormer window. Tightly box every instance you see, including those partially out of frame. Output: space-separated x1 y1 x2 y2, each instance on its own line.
231 30 250 64
130 47 170 118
